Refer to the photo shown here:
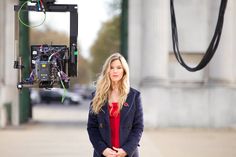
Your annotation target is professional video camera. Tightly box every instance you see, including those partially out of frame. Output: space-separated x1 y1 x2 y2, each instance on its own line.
14 0 78 89
15 45 70 89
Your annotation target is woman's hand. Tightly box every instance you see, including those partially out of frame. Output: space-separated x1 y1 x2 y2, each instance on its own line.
102 148 117 157
113 147 127 157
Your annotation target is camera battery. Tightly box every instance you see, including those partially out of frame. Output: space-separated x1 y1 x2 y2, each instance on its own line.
36 61 51 81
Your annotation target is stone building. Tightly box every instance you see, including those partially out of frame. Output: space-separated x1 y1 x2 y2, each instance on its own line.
129 0 236 127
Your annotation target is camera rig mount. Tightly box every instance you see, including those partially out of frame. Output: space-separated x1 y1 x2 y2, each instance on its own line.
14 0 78 89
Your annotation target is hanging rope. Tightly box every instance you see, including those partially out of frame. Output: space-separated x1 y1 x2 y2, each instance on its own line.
170 0 228 72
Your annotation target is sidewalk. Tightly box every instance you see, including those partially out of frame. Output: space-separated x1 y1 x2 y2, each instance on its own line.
0 104 93 157
145 128 236 157
0 103 235 157
0 103 162 157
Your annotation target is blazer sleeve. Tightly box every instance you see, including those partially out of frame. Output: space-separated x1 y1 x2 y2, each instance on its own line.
87 96 107 156
122 92 144 156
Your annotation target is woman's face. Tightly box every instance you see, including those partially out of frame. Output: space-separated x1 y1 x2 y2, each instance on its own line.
109 59 124 83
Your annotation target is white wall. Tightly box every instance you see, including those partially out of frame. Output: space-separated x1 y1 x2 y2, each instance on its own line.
141 85 236 128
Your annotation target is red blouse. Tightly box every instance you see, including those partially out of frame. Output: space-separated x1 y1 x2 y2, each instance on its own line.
108 102 120 148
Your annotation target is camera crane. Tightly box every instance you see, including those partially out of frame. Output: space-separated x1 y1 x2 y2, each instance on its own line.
14 0 78 89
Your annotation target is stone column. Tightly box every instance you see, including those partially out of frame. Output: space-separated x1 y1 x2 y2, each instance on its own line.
140 0 169 85
0 0 5 83
128 0 142 89
207 0 236 128
129 0 169 88
140 0 169 127
233 1 236 81
4 0 20 126
0 0 6 128
209 0 235 83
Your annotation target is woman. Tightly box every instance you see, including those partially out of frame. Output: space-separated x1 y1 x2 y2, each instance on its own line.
87 53 144 157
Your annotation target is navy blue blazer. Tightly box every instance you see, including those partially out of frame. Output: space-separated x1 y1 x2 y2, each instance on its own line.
87 88 144 157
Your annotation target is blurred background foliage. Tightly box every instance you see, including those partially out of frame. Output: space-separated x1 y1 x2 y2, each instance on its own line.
90 15 121 80
30 26 69 45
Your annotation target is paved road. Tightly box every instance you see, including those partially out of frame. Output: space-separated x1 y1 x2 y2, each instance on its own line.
0 101 161 157
0 101 235 157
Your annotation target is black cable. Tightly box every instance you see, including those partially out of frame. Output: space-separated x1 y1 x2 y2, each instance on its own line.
170 0 228 72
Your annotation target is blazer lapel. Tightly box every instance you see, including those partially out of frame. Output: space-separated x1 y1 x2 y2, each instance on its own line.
120 92 134 124
100 100 110 124
98 101 112 146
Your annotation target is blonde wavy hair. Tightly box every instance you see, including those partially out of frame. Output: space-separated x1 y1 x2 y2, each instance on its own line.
91 53 130 114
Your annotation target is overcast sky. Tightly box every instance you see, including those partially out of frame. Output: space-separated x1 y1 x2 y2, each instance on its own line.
29 0 112 58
